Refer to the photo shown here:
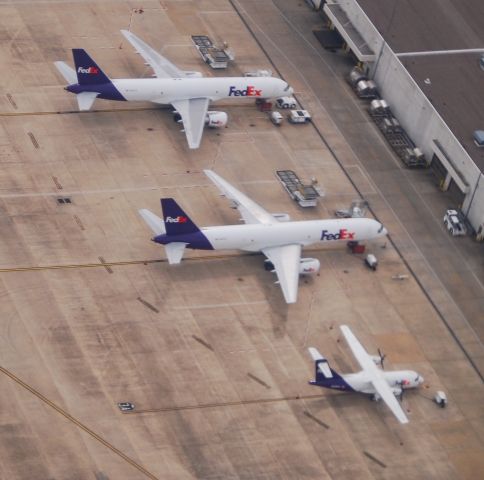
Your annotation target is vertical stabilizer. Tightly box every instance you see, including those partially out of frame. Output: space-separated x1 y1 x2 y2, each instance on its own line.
308 347 346 385
72 49 111 85
161 198 200 236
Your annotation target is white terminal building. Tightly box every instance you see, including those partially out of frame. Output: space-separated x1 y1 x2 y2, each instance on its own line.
319 0 484 238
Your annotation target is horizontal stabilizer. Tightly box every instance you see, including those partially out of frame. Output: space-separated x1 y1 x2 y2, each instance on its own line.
139 209 166 235
165 242 187 264
77 91 98 111
308 348 333 379
308 347 323 362
54 61 77 84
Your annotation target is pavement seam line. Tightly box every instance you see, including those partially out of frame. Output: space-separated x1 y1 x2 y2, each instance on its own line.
0 365 159 480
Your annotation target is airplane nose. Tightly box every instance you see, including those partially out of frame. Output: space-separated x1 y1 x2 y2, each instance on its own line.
419 375 424 384
376 222 387 236
282 81 293 95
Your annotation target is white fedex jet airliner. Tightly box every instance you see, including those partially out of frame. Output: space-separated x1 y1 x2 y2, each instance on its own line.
54 30 292 149
138 170 387 304
308 325 424 424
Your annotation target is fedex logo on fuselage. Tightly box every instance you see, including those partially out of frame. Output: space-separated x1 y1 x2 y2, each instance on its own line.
320 229 355 241
165 216 187 223
77 66 99 74
228 85 262 97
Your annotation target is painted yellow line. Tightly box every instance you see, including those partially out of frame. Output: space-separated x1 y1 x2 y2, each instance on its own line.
127 393 327 415
0 246 340 274
0 106 163 117
0 253 255 274
0 365 159 480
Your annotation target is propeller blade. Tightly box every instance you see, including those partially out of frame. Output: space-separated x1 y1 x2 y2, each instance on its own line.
378 348 386 369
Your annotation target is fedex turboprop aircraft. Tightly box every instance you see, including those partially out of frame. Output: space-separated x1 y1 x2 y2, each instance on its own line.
308 325 424 424
138 170 387 304
54 30 293 149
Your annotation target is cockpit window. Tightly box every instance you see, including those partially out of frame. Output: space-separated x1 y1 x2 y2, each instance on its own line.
284 83 291 91
378 223 384 233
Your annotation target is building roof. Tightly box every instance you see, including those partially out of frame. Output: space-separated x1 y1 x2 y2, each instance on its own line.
355 0 484 173
357 0 484 53
401 52 484 172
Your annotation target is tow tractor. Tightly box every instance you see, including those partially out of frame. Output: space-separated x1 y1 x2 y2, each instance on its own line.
276 96 297 109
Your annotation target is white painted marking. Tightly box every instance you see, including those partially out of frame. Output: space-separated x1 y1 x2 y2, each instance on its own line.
173 301 267 310
397 48 484 57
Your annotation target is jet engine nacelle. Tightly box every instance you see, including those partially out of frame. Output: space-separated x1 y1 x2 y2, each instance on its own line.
271 213 291 222
299 258 320 275
183 71 203 78
205 111 228 128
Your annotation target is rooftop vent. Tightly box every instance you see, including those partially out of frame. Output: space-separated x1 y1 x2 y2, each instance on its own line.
473 130 484 147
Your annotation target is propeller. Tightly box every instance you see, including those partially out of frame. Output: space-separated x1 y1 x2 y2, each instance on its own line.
377 348 387 369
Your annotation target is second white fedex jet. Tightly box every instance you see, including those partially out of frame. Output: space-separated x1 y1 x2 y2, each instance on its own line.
139 170 387 304
308 325 424 424
54 30 292 149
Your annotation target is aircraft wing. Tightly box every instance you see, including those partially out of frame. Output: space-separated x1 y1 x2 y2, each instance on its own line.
204 169 276 224
171 98 210 149
340 325 409 424
121 29 190 79
340 325 378 373
262 244 301 304
370 377 409 424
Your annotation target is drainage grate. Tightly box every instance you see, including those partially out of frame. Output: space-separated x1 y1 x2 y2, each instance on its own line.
192 335 214 351
137 296 159 313
6 93 17 109
247 373 271 389
27 132 39 149
303 410 330 429
52 176 63 190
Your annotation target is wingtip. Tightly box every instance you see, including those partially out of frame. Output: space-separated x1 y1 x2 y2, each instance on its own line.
308 347 323 361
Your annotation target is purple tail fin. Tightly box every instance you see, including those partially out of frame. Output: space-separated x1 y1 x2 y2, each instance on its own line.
72 49 111 85
311 358 353 391
315 359 343 383
161 198 200 236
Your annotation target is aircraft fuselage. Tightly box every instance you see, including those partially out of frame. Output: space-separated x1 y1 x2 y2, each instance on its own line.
67 76 290 104
153 217 386 251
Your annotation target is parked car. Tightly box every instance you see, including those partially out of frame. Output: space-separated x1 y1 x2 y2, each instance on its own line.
443 209 466 236
270 111 283 125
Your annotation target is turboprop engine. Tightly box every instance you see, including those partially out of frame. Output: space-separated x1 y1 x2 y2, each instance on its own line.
371 355 383 365
299 258 320 275
205 111 228 128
